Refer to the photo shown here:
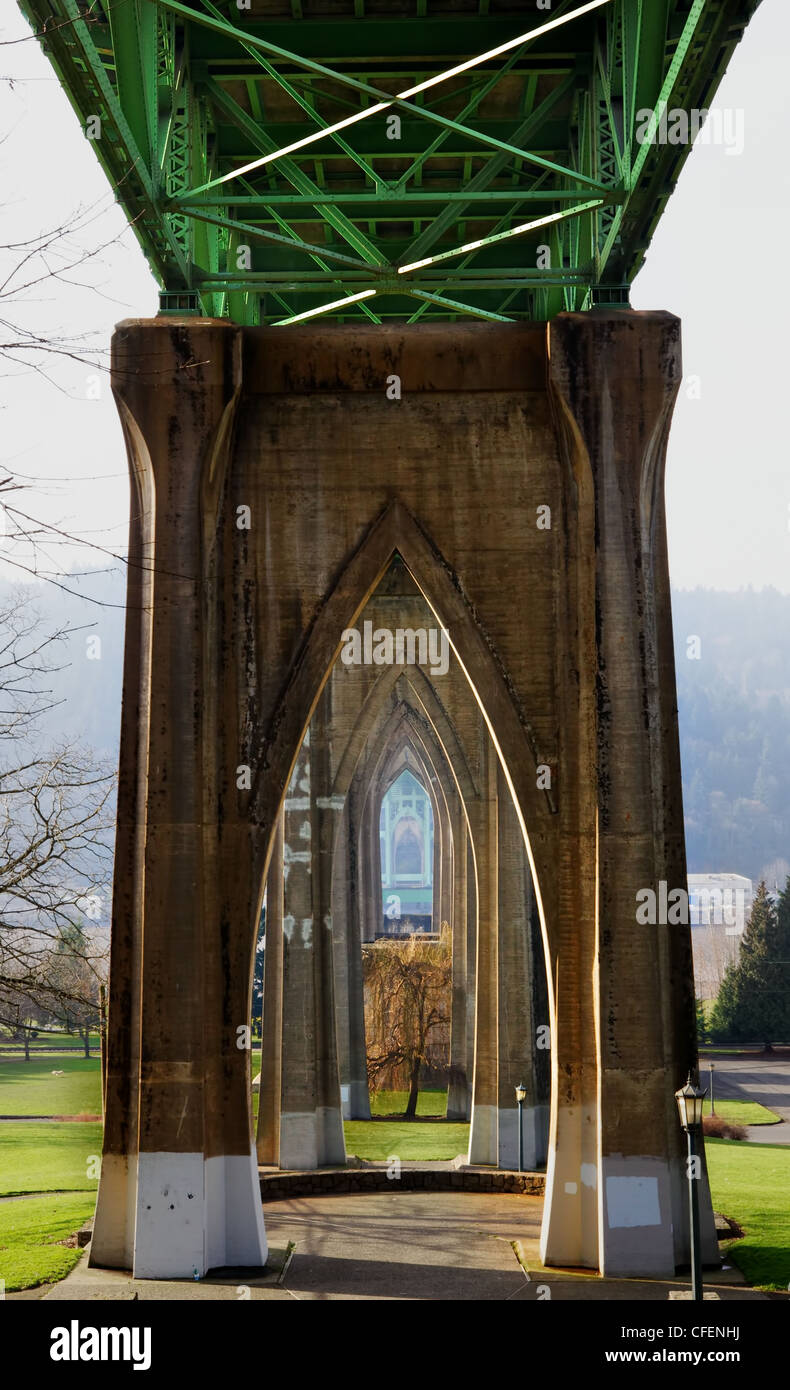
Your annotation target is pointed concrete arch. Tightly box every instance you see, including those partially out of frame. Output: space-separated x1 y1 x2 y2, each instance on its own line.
332 690 473 1123
240 497 567 1259
247 499 556 894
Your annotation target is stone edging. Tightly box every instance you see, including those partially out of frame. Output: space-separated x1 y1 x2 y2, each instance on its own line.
260 1168 545 1201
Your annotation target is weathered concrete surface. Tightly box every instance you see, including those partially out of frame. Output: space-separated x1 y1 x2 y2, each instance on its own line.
94 313 707 1278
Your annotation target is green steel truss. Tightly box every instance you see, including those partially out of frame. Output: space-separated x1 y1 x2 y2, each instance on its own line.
19 0 762 324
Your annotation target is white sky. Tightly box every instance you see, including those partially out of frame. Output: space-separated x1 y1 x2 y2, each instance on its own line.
1 0 788 593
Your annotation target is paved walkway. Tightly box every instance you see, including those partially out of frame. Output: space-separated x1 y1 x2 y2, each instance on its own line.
32 1191 769 1302
708 1056 790 1143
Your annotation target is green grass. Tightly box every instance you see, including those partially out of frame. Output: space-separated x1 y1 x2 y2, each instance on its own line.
706 1137 790 1291
0 1057 102 1116
0 1122 103 1196
700 1047 768 1056
369 1088 448 1118
0 1031 99 1052
709 1098 780 1126
0 1193 96 1291
344 1120 469 1161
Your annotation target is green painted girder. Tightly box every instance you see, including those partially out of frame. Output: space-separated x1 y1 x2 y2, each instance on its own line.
17 0 764 325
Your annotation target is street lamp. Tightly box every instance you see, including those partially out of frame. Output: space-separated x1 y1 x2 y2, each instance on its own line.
515 1082 527 1173
675 1074 707 1302
708 1061 715 1116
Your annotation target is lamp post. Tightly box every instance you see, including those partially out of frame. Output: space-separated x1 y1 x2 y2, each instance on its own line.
675 1074 707 1301
515 1082 526 1172
708 1061 715 1115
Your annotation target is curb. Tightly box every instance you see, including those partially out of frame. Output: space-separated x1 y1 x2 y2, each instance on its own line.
260 1167 545 1200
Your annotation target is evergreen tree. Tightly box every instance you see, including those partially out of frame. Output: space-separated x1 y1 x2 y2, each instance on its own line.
709 880 790 1046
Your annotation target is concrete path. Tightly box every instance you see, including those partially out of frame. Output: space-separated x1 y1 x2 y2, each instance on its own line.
707 1056 790 1144
34 1191 769 1302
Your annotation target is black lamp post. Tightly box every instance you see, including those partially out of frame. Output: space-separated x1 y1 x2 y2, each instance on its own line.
675 1074 707 1301
708 1061 715 1116
515 1081 526 1172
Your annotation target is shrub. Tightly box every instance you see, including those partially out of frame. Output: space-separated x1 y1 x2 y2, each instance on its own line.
703 1114 747 1141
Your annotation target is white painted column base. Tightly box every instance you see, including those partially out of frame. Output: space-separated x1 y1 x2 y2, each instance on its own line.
468 1102 497 1165
599 1155 676 1277
540 1103 599 1271
497 1104 549 1171
279 1107 346 1170
132 1148 267 1279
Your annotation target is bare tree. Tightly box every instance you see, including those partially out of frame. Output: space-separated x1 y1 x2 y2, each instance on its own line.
0 588 113 1045
363 925 452 1119
1 51 146 604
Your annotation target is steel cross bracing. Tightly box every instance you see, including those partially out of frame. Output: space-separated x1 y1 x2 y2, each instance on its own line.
19 0 762 325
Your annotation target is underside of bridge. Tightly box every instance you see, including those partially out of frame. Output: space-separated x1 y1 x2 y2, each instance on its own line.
18 0 763 1280
22 0 760 322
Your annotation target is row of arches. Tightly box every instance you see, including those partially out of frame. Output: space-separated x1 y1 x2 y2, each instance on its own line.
254 554 550 1166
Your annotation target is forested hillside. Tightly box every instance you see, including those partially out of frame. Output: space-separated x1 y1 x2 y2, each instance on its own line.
672 588 790 884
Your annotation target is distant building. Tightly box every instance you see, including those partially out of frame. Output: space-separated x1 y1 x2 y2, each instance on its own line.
379 769 434 935
688 872 752 1000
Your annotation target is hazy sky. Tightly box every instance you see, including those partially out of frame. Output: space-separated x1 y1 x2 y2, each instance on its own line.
1 0 788 593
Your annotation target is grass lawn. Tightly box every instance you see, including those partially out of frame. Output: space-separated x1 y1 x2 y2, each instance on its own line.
370 1089 448 1118
709 1098 780 1126
0 1031 99 1053
0 1057 102 1116
0 1122 103 1196
0 1193 96 1292
344 1120 469 1161
706 1136 790 1291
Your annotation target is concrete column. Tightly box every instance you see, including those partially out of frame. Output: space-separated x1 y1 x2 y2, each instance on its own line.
360 778 382 942
331 808 352 1116
496 765 549 1169
548 310 716 1276
447 805 469 1120
279 722 346 1170
468 739 498 1164
431 776 442 933
530 891 551 1169
89 391 151 1268
256 815 284 1164
438 786 454 935
341 779 371 1118
465 836 477 1117
93 318 267 1279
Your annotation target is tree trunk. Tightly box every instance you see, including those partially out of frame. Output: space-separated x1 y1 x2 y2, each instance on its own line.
24 1030 30 1061
82 1026 90 1058
404 1056 421 1119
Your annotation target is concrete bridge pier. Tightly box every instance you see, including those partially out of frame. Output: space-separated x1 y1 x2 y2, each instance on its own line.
468 738 499 1164
256 815 284 1166
544 311 717 1275
446 800 470 1121
496 763 549 1171
331 782 371 1120
91 321 267 1277
278 721 346 1171
90 310 712 1280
